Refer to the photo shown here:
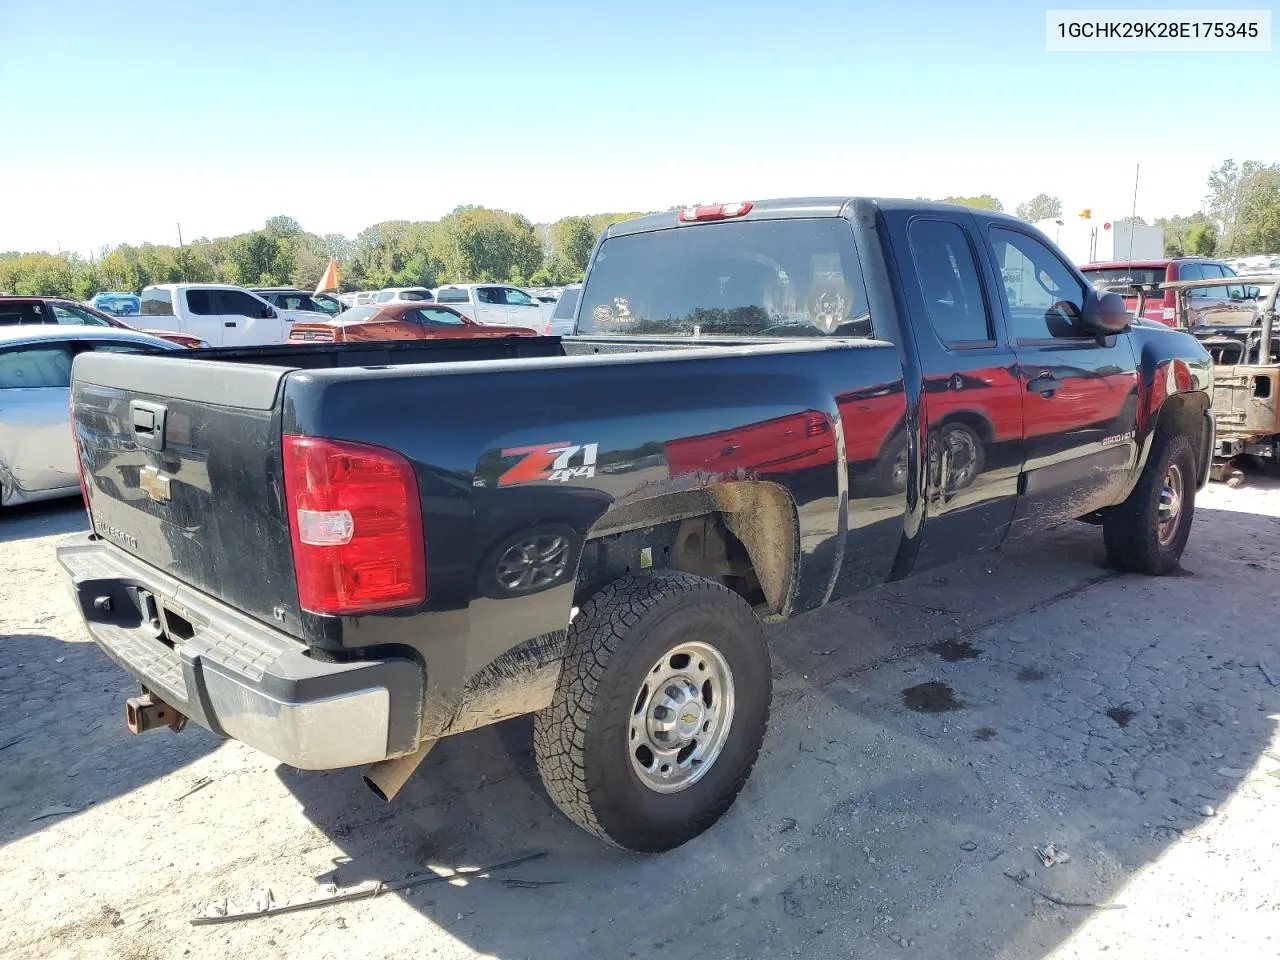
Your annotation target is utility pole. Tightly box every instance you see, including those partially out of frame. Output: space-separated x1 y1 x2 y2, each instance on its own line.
1127 164 1140 261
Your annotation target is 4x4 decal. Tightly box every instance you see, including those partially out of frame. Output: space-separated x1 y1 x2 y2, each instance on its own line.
498 442 599 486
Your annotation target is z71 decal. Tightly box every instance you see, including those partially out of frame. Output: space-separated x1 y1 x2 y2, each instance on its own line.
499 442 600 486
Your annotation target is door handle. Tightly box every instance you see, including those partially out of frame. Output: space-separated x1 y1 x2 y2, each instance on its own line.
1027 371 1059 396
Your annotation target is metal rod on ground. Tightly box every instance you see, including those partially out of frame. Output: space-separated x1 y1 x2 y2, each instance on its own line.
363 738 437 801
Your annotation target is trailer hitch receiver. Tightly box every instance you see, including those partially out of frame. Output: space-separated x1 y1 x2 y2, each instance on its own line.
125 690 188 734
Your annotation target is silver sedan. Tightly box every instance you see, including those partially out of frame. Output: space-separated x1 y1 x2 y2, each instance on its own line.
0 325 180 507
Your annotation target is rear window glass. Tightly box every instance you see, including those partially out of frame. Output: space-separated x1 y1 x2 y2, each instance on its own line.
141 289 174 316
552 287 580 320
435 287 470 303
338 306 380 323
577 218 873 338
399 289 431 301
1082 267 1167 292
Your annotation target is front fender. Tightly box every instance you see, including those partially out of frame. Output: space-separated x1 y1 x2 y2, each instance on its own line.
1126 326 1213 492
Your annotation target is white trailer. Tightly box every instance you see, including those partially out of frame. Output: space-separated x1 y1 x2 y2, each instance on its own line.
1035 218 1164 266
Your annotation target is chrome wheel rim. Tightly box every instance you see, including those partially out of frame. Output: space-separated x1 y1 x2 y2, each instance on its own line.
944 427 980 489
1157 463 1185 545
628 640 735 794
495 534 570 592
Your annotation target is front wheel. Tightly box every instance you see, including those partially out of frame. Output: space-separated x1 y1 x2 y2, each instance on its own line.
533 572 771 852
1103 432 1197 574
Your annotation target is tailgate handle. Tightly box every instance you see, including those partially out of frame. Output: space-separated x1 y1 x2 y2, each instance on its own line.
130 400 168 451
224 321 238 328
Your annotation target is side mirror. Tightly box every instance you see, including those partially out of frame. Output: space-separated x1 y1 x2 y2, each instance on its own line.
1081 290 1130 337
1246 285 1261 300
262 305 277 319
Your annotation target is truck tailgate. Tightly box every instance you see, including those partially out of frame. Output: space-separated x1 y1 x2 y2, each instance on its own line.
71 352 303 634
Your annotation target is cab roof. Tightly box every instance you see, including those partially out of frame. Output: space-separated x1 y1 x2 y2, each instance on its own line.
602 197 1029 238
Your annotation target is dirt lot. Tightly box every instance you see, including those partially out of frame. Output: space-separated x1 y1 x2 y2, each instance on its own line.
1 478 1278 960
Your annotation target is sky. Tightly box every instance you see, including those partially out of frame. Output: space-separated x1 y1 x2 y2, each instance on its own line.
1 0 1276 255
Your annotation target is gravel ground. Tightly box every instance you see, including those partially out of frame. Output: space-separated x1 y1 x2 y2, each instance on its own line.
1 477 1277 960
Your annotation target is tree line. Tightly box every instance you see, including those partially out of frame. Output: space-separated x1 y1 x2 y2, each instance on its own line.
0 208 646 299
3 160 1278 299
938 160 1280 259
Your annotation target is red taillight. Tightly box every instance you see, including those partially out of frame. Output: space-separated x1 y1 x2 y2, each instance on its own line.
282 435 425 615
677 201 753 223
804 412 830 438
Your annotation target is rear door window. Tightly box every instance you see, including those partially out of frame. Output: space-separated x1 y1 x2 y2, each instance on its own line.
217 290 268 317
0 302 46 325
0 345 73 389
185 289 218 315
476 287 504 304
907 219 992 344
577 218 873 338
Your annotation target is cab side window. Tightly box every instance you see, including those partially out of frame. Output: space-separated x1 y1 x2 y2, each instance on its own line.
503 287 535 306
989 227 1089 340
907 219 992 345
418 308 466 326
218 291 269 317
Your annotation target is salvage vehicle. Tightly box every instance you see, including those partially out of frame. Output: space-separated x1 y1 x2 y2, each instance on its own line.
1155 275 1277 486
0 326 179 507
287 302 537 344
58 198 1213 853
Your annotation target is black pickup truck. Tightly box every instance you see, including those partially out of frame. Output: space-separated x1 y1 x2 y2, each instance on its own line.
58 198 1213 853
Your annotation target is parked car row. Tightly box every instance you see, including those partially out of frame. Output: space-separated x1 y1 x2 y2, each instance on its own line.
0 296 206 348
1080 256 1264 328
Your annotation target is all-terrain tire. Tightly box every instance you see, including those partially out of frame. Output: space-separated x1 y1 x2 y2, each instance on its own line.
533 571 771 853
1103 432 1197 575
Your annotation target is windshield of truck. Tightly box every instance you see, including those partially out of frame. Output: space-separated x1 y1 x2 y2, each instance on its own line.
1083 267 1166 293
577 218 873 338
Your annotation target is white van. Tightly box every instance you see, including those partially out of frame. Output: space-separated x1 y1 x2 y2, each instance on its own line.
139 284 328 346
432 284 550 331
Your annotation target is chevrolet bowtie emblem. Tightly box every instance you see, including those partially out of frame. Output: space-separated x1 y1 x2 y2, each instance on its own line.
139 466 172 503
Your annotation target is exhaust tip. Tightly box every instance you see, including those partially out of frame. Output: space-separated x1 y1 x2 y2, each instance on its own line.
361 739 437 803
362 775 392 803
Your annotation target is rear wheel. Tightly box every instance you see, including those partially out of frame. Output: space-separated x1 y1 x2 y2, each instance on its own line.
533 572 771 852
1103 432 1196 574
